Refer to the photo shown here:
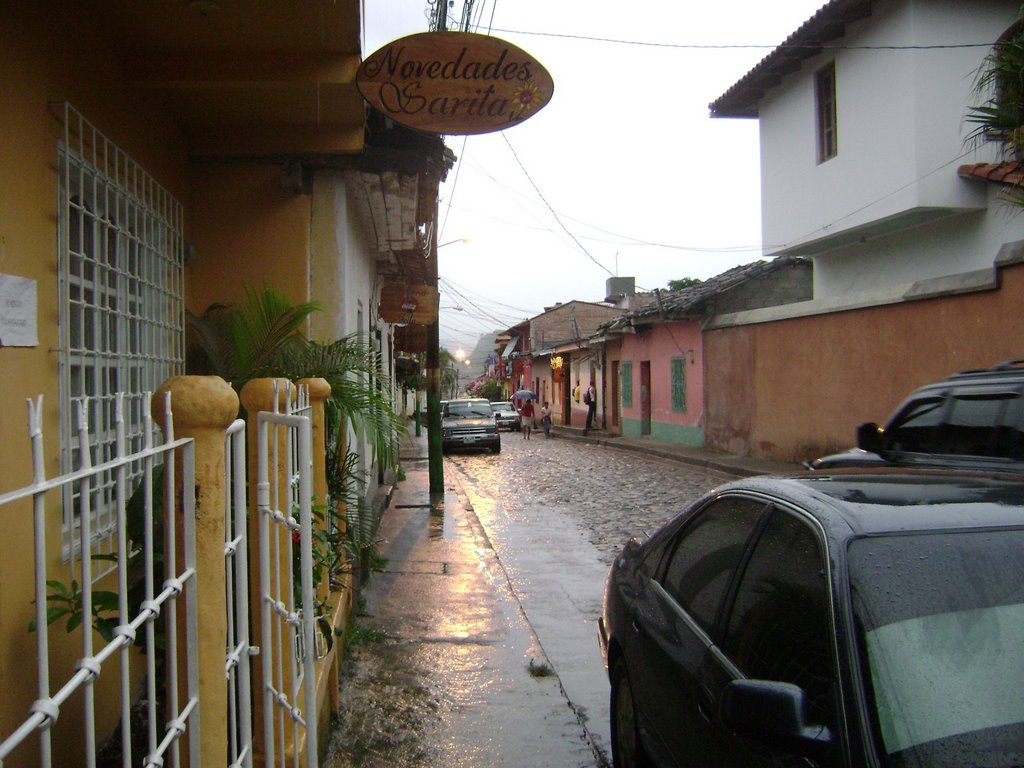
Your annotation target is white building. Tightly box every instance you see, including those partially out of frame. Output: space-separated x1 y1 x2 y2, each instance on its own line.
711 0 1024 310
701 0 1024 463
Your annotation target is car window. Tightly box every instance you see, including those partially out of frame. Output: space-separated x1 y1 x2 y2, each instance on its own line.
658 497 765 633
721 507 835 729
446 402 492 418
938 393 1023 459
885 396 945 452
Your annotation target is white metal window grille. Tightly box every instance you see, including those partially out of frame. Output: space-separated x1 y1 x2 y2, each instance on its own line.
57 103 185 565
0 393 199 768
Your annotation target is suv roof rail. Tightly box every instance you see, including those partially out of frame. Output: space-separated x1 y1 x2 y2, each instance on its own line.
992 359 1024 370
949 359 1024 378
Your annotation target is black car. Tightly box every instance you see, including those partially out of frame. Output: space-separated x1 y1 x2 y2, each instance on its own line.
442 398 501 454
599 469 1024 768
810 360 1024 472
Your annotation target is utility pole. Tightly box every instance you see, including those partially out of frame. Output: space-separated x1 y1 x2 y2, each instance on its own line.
427 200 444 496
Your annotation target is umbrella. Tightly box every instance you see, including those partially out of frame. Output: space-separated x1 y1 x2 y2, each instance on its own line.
511 389 537 402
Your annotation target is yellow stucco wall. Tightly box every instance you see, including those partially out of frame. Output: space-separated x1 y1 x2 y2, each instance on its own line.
187 164 313 315
0 8 190 765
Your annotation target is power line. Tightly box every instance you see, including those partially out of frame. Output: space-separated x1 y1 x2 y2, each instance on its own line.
487 28 993 51
500 132 615 277
452 155 767 254
439 275 537 315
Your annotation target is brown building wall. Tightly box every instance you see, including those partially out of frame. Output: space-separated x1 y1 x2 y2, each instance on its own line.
531 302 622 349
704 263 1024 464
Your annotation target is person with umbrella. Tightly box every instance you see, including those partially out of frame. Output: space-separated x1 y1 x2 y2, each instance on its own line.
519 397 535 439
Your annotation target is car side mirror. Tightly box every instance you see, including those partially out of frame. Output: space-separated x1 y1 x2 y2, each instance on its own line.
856 422 883 453
720 680 833 757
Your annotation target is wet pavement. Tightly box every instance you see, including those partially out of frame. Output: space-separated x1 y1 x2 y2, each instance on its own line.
325 426 801 767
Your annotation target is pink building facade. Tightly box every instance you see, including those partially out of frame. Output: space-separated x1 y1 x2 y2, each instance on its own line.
606 320 705 444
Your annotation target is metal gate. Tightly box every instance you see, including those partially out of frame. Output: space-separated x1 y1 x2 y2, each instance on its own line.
255 384 319 768
0 393 200 768
225 417 254 768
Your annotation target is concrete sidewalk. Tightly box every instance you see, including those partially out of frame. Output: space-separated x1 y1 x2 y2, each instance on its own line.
326 431 603 767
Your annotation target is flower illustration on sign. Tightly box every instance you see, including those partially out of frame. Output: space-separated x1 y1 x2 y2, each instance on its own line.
513 80 541 112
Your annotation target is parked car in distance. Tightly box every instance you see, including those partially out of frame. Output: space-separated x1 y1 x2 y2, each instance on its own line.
599 469 1024 768
419 400 446 424
442 398 500 454
491 401 521 431
810 359 1024 473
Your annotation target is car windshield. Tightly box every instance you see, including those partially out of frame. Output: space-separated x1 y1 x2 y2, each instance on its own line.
446 402 492 419
493 403 514 413
848 529 1024 767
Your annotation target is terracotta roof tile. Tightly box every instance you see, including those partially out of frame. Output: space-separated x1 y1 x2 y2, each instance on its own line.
957 162 1024 186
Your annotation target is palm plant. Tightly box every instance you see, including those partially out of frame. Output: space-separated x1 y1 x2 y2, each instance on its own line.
187 286 404 583
186 285 322 383
966 16 1024 205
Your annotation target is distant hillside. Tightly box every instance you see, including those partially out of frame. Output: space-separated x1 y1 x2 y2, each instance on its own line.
468 331 502 371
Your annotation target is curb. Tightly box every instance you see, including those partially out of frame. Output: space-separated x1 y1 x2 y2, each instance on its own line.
549 427 800 479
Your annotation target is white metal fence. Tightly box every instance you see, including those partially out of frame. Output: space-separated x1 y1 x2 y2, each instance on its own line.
256 383 319 768
1 383 321 768
225 417 253 768
0 393 199 768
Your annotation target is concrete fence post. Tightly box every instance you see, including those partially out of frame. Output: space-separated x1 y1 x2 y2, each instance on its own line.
152 375 239 768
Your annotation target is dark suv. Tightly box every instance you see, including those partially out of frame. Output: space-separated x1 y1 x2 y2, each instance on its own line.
442 398 501 454
810 360 1024 472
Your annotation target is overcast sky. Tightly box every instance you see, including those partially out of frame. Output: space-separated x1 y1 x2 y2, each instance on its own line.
365 0 827 360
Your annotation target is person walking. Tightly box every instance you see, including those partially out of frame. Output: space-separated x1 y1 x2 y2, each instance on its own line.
520 398 535 439
583 380 597 435
539 400 552 438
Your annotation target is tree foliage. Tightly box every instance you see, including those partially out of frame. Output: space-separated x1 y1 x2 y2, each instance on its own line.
668 277 703 292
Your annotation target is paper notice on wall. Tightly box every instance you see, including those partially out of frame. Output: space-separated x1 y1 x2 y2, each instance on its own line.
0 274 38 347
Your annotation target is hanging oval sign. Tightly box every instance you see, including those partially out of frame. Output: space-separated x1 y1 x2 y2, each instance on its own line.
356 31 554 135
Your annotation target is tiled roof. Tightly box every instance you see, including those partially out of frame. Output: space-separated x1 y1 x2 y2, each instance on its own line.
600 257 807 333
709 0 872 118
957 162 1024 186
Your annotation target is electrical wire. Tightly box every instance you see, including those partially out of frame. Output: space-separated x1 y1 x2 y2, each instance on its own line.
486 28 993 51
500 132 615 277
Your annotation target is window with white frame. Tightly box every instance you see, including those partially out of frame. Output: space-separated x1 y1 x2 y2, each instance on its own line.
57 104 185 561
816 62 838 163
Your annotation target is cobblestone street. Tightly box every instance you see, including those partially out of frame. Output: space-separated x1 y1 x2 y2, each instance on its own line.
446 430 729 565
